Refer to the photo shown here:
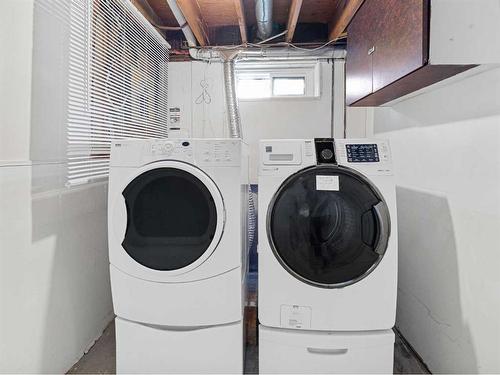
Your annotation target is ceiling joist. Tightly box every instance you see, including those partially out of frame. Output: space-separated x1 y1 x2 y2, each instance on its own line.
328 0 365 41
175 0 210 46
132 0 165 26
140 0 364 46
233 0 248 44
285 0 303 43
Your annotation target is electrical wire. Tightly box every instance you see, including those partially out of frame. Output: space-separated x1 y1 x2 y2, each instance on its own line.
257 29 288 44
188 34 346 53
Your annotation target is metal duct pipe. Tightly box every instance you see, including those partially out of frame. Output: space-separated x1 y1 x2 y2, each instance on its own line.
223 59 242 138
191 46 345 141
190 45 346 61
237 46 347 60
255 0 273 41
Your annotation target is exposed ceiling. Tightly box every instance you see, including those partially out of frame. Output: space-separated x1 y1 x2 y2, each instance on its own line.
133 0 364 50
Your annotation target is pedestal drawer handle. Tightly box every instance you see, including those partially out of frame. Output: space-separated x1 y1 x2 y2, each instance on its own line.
307 348 348 355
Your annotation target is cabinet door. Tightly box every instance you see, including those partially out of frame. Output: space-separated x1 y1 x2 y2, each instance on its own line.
372 0 429 92
345 0 377 105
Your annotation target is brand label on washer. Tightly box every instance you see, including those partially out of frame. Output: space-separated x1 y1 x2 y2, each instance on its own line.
316 175 339 191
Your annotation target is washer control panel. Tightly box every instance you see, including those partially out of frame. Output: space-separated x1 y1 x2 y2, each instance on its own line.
335 138 392 175
346 144 379 163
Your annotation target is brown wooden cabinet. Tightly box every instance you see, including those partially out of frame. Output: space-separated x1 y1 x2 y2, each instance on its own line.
345 0 376 105
346 0 475 106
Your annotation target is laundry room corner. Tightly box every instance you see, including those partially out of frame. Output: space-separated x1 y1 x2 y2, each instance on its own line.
348 65 500 373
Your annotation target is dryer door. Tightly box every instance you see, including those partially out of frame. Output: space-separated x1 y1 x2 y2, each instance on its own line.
119 161 224 275
267 165 390 288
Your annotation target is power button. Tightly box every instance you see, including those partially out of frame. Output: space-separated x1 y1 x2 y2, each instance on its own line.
321 149 334 160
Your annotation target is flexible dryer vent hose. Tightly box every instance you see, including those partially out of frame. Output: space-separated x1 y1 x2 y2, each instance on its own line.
223 59 242 139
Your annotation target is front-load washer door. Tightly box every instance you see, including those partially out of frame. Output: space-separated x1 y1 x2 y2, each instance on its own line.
267 165 390 288
115 161 224 278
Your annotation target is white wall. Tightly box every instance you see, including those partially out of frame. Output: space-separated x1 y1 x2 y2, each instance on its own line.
168 61 228 139
0 1 113 372
168 60 336 182
345 107 369 138
0 0 33 162
359 66 500 373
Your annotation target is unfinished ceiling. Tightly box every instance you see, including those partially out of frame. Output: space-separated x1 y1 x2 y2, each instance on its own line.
133 0 365 49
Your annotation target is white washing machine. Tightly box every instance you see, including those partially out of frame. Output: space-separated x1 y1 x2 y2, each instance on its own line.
108 138 249 373
258 138 397 373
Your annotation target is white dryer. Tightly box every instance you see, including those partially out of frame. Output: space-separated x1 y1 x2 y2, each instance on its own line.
108 138 249 373
258 138 397 373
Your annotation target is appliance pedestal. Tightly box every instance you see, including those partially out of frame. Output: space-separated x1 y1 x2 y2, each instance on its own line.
259 325 394 374
116 317 243 373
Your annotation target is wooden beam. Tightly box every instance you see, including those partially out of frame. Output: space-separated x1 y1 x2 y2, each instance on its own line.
175 0 210 46
233 0 248 44
285 0 303 43
132 0 164 26
328 0 365 41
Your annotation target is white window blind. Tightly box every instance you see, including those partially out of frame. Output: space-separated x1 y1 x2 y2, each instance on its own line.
63 0 170 185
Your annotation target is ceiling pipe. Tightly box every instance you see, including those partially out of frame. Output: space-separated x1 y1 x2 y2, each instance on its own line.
189 46 346 62
188 46 346 140
255 0 273 41
163 2 241 137
165 0 197 47
163 0 344 140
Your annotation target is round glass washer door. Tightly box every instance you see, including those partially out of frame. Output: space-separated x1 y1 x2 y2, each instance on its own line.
121 162 224 273
267 165 390 288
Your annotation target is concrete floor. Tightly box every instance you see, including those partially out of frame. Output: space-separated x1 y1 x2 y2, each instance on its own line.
69 275 429 374
69 316 430 374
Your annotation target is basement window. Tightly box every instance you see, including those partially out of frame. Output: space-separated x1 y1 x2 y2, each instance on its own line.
235 62 320 100
237 75 272 99
272 77 306 96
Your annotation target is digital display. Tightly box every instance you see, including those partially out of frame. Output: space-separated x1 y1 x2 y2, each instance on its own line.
346 144 379 163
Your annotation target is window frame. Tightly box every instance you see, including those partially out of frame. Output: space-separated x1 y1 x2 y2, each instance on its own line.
235 61 321 101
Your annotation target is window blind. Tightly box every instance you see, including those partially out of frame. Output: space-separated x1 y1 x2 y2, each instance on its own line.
62 0 169 185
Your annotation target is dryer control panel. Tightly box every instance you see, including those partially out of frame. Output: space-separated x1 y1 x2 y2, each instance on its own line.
194 139 242 167
150 139 193 159
110 138 242 167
